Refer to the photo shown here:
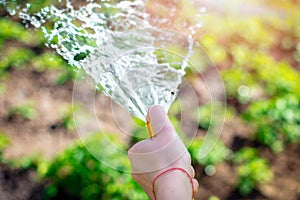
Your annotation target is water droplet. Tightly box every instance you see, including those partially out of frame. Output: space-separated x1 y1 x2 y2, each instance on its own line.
204 165 216 176
238 85 250 97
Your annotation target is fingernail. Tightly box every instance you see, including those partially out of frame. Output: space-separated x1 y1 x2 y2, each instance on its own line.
147 105 167 135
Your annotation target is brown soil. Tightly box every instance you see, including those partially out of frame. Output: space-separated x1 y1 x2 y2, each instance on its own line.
0 68 76 160
0 164 43 200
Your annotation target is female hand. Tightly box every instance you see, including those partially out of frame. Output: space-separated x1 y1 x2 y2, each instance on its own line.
128 105 199 200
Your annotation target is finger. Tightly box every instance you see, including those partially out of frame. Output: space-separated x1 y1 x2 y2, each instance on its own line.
129 105 178 154
192 178 199 193
190 166 195 178
128 105 189 173
146 105 176 138
128 139 149 154
183 151 191 165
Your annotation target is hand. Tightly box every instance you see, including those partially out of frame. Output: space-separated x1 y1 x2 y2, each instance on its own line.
128 105 199 200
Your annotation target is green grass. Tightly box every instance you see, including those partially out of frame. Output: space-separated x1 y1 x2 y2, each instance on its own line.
9 103 37 120
233 147 273 196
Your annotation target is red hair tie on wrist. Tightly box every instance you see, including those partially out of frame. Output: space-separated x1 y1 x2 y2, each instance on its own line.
152 167 195 200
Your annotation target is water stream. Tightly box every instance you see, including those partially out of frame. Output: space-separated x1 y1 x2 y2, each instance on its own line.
1 0 204 120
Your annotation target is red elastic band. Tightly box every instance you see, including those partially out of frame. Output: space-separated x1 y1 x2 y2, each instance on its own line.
152 167 195 200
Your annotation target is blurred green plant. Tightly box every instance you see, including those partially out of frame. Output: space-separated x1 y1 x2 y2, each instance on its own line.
43 132 147 200
1 0 59 14
197 104 213 130
56 66 77 85
0 47 34 70
233 147 273 196
9 103 37 120
0 132 10 162
0 18 39 46
130 127 147 145
189 138 230 176
31 52 66 72
0 83 5 95
60 105 77 131
244 94 300 152
130 117 148 144
197 102 234 131
168 100 184 133
7 153 49 176
208 196 220 200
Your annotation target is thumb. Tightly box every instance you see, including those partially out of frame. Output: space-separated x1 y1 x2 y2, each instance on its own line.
128 105 188 173
146 105 176 139
129 105 176 154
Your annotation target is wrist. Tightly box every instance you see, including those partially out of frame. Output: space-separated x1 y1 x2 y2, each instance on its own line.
153 168 193 200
